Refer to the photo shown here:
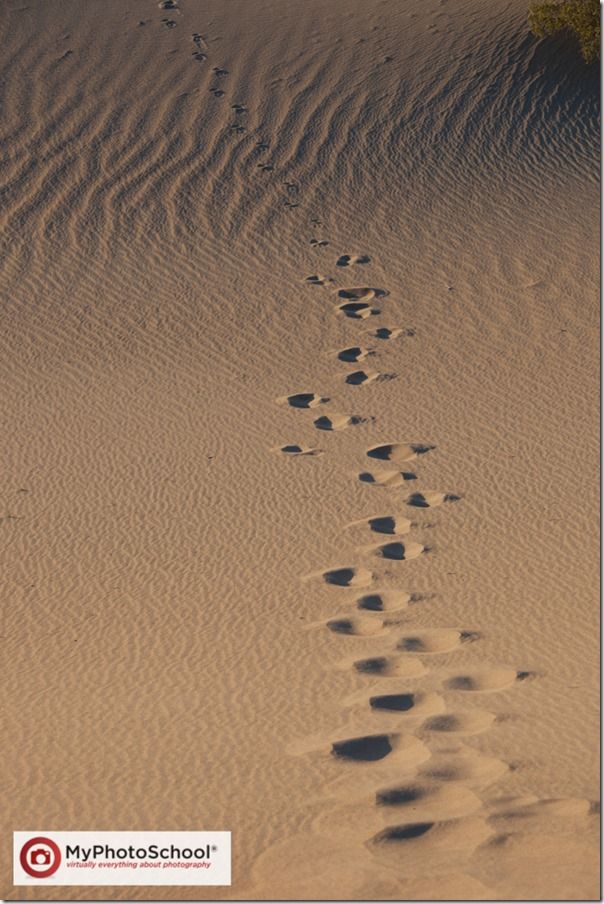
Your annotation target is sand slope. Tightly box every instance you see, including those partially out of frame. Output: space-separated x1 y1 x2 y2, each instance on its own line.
1 0 599 899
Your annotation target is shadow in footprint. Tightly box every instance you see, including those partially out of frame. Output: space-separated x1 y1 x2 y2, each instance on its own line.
444 669 532 692
372 823 434 842
359 470 416 486
346 370 395 386
338 302 379 319
338 287 387 300
332 735 393 762
371 541 425 561
323 566 372 587
283 393 328 409
377 786 426 806
357 590 412 612
423 711 495 735
354 656 390 673
278 444 321 457
353 655 425 678
327 619 357 635
314 414 367 431
337 254 371 267
407 491 461 508
370 694 416 712
368 443 434 463
370 327 415 340
398 630 479 653
326 617 382 636
338 346 373 363
368 516 401 534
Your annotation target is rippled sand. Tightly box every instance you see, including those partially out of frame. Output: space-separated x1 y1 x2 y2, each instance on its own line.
2 0 599 899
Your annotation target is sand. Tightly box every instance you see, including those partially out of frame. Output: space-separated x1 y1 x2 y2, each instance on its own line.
1 0 599 900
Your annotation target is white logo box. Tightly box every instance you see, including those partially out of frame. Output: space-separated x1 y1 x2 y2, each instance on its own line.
14 831 231 886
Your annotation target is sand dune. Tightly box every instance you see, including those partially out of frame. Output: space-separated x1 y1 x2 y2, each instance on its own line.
2 0 598 900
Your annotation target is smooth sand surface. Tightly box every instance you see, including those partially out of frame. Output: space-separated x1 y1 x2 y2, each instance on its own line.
1 0 599 899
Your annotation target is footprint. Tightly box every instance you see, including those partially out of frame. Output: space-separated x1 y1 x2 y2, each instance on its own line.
356 590 412 612
275 444 322 457
337 346 374 363
368 327 415 340
210 88 225 97
345 370 395 386
230 124 246 134
337 254 371 267
232 103 247 113
289 729 428 768
406 491 461 508
314 414 367 432
162 18 177 27
353 654 426 678
365 540 426 561
367 817 492 867
257 163 274 172
487 796 593 823
444 669 532 692
419 749 509 788
376 783 481 820
367 442 435 463
358 470 416 487
321 566 373 588
348 515 413 536
422 711 495 736
332 734 394 762
159 0 178 7
213 66 229 77
331 733 429 766
337 301 380 319
397 629 479 653
310 238 329 247
192 51 207 60
369 691 445 715
368 515 413 535
278 392 329 409
306 274 331 285
338 287 388 301
372 823 434 842
326 616 385 637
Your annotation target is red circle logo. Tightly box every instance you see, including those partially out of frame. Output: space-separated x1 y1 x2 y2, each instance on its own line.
19 837 61 879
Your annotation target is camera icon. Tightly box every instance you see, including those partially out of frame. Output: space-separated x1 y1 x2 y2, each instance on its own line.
19 836 62 878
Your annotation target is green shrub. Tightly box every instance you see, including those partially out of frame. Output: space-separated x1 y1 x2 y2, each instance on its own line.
529 0 600 63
